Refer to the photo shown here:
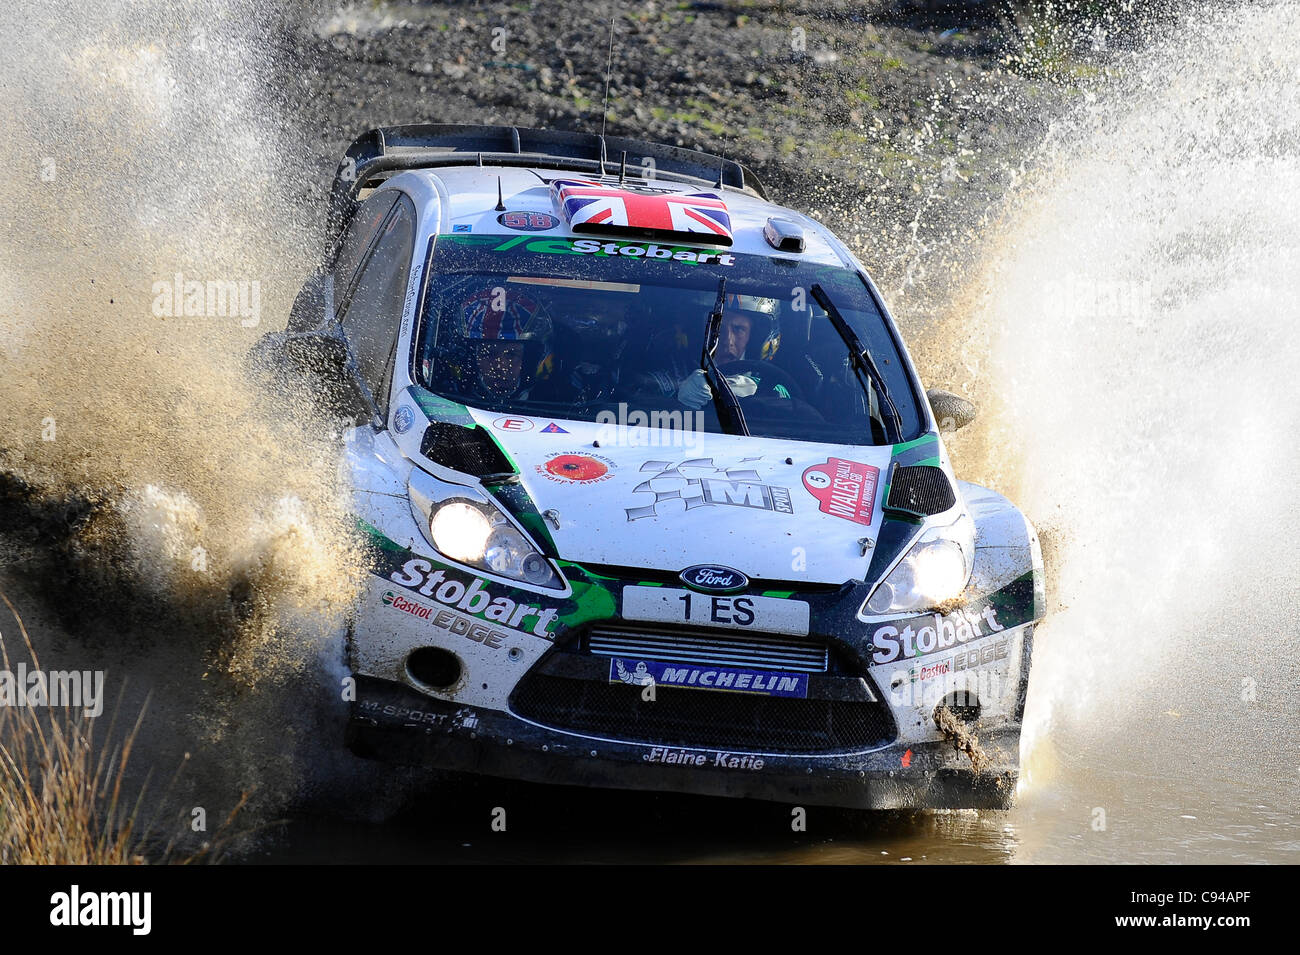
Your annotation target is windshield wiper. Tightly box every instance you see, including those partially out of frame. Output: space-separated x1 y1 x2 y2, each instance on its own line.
810 283 903 442
700 278 750 436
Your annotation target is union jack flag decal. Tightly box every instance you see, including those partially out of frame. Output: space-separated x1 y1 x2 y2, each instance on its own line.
550 179 733 246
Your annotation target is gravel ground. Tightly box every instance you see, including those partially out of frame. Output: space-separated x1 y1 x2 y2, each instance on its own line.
271 0 1100 317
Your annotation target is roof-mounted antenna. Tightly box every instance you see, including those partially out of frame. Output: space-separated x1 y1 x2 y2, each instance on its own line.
494 176 506 212
619 150 627 185
477 152 483 167
599 15 616 143
716 158 726 189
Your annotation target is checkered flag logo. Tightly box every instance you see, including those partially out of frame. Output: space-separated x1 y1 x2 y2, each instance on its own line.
625 457 774 521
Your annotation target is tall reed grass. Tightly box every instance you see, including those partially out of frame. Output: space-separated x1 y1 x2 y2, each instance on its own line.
0 590 243 864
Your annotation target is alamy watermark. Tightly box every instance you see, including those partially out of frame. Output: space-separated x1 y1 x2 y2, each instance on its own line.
1043 277 1153 324
151 272 261 327
50 885 150 935
0 663 105 717
595 403 706 448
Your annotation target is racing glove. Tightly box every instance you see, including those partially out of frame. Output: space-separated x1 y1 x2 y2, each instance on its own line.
676 369 713 409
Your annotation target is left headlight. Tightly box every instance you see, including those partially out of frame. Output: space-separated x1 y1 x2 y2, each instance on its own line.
861 512 975 617
410 471 563 590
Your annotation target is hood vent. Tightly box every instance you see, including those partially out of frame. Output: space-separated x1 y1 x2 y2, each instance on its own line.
885 465 956 518
419 422 515 480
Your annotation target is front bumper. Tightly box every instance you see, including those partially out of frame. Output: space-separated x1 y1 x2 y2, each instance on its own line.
346 675 1022 810
347 506 1041 810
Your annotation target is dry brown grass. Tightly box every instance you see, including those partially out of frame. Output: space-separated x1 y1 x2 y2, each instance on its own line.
0 589 244 864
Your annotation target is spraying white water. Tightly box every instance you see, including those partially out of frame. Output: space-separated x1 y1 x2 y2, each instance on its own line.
932 0 1300 862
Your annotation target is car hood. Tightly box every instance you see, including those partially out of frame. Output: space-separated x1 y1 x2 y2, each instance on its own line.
468 410 894 585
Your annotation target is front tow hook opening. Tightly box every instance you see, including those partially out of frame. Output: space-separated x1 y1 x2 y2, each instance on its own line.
406 647 462 690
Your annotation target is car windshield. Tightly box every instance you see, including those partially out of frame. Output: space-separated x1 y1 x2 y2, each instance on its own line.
412 233 923 445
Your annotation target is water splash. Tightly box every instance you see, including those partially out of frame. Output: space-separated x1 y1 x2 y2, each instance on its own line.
926 0 1300 858
4 0 1297 862
0 0 370 845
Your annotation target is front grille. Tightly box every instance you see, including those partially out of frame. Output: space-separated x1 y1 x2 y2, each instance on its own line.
509 672 896 754
587 627 828 673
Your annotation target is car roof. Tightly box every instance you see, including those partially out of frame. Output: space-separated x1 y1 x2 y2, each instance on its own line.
391 165 853 269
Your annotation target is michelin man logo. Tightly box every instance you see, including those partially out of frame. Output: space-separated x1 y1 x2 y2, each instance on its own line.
625 457 793 521
615 659 656 687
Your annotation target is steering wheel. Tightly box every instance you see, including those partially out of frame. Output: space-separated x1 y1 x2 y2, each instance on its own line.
717 359 805 402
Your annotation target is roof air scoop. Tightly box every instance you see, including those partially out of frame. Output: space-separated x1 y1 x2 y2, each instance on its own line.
764 217 806 253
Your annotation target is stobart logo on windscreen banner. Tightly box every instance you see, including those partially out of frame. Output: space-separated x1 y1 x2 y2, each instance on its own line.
487 234 737 265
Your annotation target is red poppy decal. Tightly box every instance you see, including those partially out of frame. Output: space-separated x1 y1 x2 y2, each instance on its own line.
541 453 612 483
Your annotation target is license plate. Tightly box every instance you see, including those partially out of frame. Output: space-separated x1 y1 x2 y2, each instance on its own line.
621 586 810 636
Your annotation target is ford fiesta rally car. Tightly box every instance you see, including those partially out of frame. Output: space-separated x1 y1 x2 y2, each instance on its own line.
260 125 1045 810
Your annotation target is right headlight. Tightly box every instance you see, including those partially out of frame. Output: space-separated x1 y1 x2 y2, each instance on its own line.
861 512 975 617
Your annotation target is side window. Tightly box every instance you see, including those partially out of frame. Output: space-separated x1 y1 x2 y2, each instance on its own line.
338 193 417 407
332 191 399 314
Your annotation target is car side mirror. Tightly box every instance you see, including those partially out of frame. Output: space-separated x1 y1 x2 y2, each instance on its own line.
927 389 977 433
259 331 380 426
286 272 333 334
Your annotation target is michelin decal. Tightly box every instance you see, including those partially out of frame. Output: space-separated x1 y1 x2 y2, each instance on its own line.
609 658 808 698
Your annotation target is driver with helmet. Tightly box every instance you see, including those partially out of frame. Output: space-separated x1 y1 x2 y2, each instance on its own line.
669 293 783 409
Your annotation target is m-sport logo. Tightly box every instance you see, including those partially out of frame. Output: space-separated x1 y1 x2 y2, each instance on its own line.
679 564 748 594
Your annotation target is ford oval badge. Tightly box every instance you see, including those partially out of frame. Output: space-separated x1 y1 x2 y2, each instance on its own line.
679 564 748 594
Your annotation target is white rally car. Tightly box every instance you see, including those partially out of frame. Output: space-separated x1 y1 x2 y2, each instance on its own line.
261 125 1045 809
